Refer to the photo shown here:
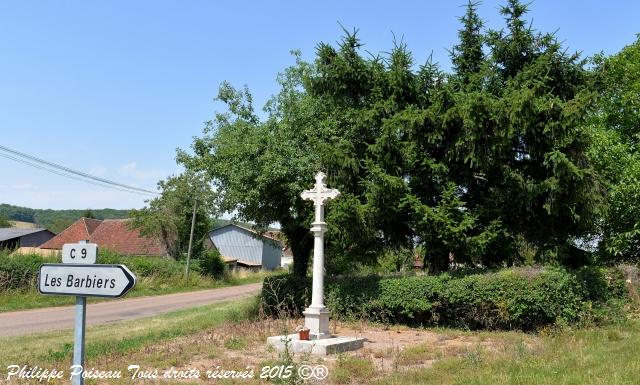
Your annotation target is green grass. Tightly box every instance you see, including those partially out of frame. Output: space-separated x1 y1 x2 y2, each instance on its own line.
332 355 376 385
375 320 640 385
2 295 640 385
0 296 259 370
0 271 269 312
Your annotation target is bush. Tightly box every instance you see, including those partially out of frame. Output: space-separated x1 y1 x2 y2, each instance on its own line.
576 266 627 301
0 253 46 290
261 266 630 331
97 251 183 279
0 250 221 292
199 250 226 279
0 251 190 291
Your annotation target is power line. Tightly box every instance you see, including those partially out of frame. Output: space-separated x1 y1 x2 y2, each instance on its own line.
0 152 158 197
0 145 159 196
0 144 158 195
0 153 155 197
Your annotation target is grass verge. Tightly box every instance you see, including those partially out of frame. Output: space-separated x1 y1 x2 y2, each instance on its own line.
0 270 270 313
0 296 259 372
1 305 639 384
372 321 640 385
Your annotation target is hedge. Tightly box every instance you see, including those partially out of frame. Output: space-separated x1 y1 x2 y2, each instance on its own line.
0 254 46 290
0 252 190 291
261 266 629 330
96 252 184 279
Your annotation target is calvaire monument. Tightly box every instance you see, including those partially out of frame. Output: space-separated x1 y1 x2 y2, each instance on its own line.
267 171 365 356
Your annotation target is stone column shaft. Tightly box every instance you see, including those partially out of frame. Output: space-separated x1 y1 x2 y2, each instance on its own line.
310 223 325 307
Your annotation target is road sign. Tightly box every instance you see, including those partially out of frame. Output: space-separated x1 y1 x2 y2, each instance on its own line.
40 244 134 385
38 264 136 298
62 243 98 264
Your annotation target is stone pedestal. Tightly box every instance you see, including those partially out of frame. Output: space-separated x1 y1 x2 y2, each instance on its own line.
302 306 331 340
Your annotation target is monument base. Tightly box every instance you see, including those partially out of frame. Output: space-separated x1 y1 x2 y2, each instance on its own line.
267 334 365 356
303 306 331 340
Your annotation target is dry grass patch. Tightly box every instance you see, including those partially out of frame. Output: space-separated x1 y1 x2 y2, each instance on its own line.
108 319 535 384
7 298 636 385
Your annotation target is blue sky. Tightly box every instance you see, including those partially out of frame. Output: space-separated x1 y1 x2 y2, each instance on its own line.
1 0 638 210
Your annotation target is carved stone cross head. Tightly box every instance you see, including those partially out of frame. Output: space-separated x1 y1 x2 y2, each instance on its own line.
301 172 340 208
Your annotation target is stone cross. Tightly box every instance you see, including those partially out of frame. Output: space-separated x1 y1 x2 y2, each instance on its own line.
301 171 340 225
301 171 339 339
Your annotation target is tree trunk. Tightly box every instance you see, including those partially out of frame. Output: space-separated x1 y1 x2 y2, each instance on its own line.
160 225 178 260
428 249 450 274
284 223 313 277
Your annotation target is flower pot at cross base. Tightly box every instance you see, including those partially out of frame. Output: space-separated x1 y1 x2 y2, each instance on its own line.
299 329 310 340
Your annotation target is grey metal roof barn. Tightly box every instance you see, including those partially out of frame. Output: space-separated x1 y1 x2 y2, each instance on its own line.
208 224 282 270
0 228 55 250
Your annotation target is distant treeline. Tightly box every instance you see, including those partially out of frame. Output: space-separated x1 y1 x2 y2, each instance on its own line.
0 203 268 235
0 204 130 233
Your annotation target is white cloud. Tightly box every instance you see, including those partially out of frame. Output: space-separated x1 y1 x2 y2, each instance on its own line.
118 162 166 181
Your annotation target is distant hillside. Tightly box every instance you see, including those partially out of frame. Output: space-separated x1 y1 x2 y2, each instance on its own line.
8 220 39 229
212 218 279 232
0 204 130 233
0 204 277 234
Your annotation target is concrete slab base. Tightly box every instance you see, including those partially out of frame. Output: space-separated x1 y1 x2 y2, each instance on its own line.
267 334 365 356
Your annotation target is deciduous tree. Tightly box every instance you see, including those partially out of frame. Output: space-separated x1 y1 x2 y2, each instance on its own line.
588 36 640 261
130 172 213 259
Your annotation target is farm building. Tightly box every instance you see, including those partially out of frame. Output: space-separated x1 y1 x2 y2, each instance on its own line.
207 224 282 270
0 228 55 250
40 217 167 256
264 230 293 268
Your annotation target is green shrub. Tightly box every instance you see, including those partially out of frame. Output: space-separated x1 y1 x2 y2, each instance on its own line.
262 266 629 331
0 250 213 292
199 250 226 279
0 253 45 290
576 266 627 301
97 252 182 279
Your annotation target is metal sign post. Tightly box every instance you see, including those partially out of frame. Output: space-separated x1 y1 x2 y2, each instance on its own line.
73 296 86 385
38 241 136 385
72 240 90 385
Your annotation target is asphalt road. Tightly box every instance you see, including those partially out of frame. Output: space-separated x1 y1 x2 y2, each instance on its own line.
0 282 262 337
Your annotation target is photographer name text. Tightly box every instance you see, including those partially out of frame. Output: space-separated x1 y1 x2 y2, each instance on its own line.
5 364 328 382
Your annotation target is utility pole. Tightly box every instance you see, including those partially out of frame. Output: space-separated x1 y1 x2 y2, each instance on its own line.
185 198 197 280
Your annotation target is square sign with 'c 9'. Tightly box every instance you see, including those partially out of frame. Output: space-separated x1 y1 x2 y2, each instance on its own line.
62 243 98 264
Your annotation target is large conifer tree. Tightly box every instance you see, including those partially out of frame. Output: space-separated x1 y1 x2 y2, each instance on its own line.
182 0 603 274
446 0 603 263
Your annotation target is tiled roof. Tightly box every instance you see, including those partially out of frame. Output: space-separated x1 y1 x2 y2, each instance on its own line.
39 218 92 249
413 253 424 269
84 218 103 235
90 219 166 256
40 218 167 256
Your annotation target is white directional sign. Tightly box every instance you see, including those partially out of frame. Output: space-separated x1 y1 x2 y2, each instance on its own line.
62 243 98 264
38 264 136 298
